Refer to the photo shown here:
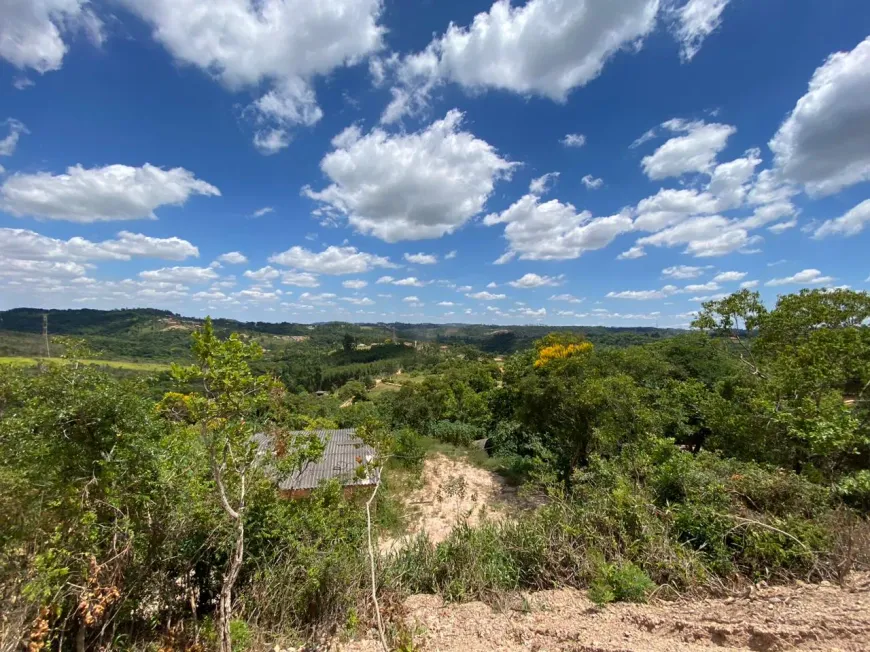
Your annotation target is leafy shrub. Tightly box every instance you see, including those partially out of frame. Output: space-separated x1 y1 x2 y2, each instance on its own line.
588 560 655 605
427 421 484 447
243 481 369 631
393 428 425 468
337 380 368 401
837 471 870 511
230 619 252 651
386 439 857 608
730 516 828 579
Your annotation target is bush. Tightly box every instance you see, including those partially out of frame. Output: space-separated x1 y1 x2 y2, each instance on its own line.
393 428 425 468
385 440 858 608
337 380 368 402
588 560 655 605
242 481 369 632
427 421 484 447
838 471 870 511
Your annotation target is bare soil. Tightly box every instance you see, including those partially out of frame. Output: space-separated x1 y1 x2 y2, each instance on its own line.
379 453 540 554
368 456 870 650
345 573 870 651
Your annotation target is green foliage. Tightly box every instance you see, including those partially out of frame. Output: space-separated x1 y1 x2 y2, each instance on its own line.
337 379 368 401
387 438 861 605
393 428 426 468
427 421 485 446
2 291 870 647
692 289 870 476
837 471 870 510
230 619 252 651
588 560 655 605
0 356 189 647
243 481 370 631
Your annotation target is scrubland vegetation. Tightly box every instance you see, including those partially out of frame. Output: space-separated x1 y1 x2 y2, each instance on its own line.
1 288 869 650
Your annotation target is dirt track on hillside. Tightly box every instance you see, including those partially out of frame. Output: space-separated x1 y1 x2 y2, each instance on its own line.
344 573 870 651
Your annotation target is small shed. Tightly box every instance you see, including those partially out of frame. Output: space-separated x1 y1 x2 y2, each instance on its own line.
255 428 379 499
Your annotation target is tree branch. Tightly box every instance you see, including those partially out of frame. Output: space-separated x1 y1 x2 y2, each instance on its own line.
208 428 240 521
365 465 388 652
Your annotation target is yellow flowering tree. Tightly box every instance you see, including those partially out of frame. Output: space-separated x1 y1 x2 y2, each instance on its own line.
534 333 594 368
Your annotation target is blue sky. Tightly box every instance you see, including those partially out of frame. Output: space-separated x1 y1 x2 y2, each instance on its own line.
1 0 869 326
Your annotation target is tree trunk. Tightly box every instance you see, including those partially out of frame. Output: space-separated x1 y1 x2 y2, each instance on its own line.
75 622 86 652
211 440 245 652
219 515 244 652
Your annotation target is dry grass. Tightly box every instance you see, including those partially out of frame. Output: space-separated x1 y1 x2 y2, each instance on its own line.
0 357 170 372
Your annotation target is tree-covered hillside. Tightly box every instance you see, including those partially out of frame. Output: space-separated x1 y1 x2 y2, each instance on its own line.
0 307 684 361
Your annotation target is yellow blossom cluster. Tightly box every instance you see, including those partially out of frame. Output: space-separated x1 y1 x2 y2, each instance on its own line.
534 341 593 367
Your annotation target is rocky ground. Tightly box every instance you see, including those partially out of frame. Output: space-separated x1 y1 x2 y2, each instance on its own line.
344 573 870 651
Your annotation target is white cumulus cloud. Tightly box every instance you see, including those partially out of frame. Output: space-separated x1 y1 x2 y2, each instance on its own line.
662 265 707 279
769 36 870 196
268 245 395 275
378 0 660 123
549 293 583 304
671 0 732 62
404 252 438 265
813 199 870 238
766 269 835 287
0 0 103 74
392 277 426 287
0 119 29 156
467 291 506 301
243 266 280 282
581 174 604 190
0 227 198 262
140 266 219 284
304 111 515 241
562 133 586 148
529 172 560 194
508 273 564 288
641 119 736 180
637 215 756 258
617 246 646 260
342 296 375 305
713 270 746 282
281 271 320 287
0 163 220 222
217 251 247 264
484 194 633 261
120 0 385 149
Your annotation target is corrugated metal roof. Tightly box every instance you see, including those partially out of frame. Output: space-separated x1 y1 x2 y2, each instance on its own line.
254 428 380 491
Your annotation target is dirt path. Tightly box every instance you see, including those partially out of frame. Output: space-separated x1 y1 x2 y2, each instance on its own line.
345 573 870 651
380 453 539 554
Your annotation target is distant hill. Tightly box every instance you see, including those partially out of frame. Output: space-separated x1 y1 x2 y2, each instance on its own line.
0 307 686 360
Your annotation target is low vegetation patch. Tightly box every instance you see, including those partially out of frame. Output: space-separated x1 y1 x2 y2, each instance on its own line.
1 289 868 651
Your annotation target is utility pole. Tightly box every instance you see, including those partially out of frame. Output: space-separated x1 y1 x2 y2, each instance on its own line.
43 313 51 358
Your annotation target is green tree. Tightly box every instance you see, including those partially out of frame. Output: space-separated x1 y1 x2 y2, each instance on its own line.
0 342 175 649
163 318 320 652
280 346 324 393
694 289 870 475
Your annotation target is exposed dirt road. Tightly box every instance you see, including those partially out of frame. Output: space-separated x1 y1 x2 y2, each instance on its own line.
345 574 870 651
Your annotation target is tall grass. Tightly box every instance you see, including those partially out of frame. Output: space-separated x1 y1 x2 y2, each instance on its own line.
383 444 870 606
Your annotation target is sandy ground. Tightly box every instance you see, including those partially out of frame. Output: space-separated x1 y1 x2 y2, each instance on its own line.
368 456 870 650
380 454 539 553
344 573 870 651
